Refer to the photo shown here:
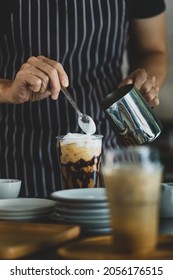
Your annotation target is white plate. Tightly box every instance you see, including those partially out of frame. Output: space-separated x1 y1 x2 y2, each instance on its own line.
55 200 109 209
0 208 54 219
0 213 48 220
54 210 110 220
54 205 110 216
51 188 107 202
50 214 111 234
50 213 110 228
0 198 56 213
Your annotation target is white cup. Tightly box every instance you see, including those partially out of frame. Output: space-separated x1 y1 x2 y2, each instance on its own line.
0 179 21 199
160 183 173 218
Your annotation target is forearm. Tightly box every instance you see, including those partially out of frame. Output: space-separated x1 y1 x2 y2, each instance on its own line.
0 78 13 103
131 51 168 88
127 13 168 90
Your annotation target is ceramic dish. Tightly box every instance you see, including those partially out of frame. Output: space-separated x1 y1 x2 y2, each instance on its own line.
51 188 107 202
0 198 56 214
160 183 173 218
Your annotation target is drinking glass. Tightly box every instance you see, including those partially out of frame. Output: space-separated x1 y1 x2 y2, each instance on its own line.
57 134 103 189
102 146 163 255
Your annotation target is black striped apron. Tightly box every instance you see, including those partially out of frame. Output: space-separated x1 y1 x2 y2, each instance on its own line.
0 0 129 197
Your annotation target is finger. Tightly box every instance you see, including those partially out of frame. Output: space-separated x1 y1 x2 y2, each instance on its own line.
118 78 133 88
119 68 148 90
132 69 148 89
29 90 52 102
37 56 69 99
147 94 160 107
16 68 42 93
37 56 69 87
27 67 50 94
139 80 153 95
27 56 62 96
151 92 160 107
142 86 159 106
139 76 157 95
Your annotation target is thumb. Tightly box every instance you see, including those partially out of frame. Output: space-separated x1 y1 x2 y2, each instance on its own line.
118 78 133 88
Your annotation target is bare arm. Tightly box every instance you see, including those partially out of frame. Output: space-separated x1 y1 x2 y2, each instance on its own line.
0 79 13 103
119 12 168 106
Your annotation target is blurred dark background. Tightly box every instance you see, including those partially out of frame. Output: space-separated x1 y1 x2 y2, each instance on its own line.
151 121 173 183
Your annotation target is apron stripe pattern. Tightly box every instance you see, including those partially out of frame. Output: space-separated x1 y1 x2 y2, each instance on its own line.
0 0 129 197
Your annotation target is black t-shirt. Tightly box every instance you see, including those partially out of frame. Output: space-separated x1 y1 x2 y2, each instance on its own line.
0 0 166 39
127 0 166 18
0 0 166 23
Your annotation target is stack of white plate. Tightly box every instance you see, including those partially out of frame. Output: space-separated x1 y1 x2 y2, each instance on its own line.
50 188 112 235
0 198 56 221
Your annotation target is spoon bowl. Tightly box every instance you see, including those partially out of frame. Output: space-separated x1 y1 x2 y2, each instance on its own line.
61 88 96 135
78 114 96 135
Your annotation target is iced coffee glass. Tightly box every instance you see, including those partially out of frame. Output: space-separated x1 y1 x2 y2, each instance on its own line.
57 133 103 189
102 146 163 255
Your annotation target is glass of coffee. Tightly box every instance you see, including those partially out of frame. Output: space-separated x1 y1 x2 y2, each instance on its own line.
57 133 103 189
102 146 163 255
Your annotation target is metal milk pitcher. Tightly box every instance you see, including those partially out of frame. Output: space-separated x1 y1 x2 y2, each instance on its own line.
102 84 163 146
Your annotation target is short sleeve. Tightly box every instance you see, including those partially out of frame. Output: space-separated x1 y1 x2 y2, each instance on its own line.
131 0 166 19
0 0 17 37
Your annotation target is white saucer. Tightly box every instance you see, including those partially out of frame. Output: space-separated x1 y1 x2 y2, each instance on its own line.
51 188 107 202
54 205 110 216
55 200 109 209
50 213 111 228
0 198 56 214
0 213 48 221
54 211 110 220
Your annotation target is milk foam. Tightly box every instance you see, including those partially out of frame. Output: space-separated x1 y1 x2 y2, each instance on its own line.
62 133 102 147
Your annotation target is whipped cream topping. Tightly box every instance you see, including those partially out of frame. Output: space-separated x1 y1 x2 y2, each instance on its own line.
61 133 103 147
63 133 94 140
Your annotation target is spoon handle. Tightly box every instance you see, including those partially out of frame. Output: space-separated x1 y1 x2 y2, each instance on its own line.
61 88 82 117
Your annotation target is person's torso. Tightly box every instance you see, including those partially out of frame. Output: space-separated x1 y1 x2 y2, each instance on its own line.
0 0 130 197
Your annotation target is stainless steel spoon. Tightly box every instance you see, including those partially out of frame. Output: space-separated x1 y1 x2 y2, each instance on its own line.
61 87 96 135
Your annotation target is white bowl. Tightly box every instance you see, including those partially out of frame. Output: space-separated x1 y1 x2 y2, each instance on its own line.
160 183 173 218
0 179 21 199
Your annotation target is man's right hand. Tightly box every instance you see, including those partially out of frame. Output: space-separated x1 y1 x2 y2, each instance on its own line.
3 56 69 104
